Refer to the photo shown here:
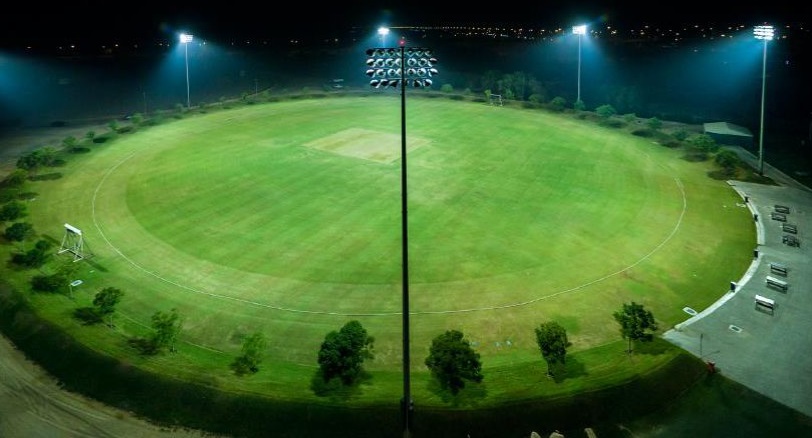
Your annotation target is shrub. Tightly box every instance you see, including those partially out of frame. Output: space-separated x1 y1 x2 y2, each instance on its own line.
1 169 29 188
595 104 617 119
32 273 68 293
4 222 34 242
672 129 690 141
0 201 26 221
11 239 52 268
549 97 566 112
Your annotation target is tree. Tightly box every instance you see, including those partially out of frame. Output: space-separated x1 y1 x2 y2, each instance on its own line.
150 308 183 353
715 149 742 176
93 287 124 327
687 134 719 160
31 273 67 293
595 104 617 119
424 330 483 394
534 321 572 377
231 332 267 375
549 96 567 112
1 169 28 188
0 201 27 222
646 117 663 132
11 239 51 268
4 222 34 242
613 301 658 354
62 135 77 148
317 320 374 385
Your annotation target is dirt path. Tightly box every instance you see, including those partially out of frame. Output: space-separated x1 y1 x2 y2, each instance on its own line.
0 121 118 176
0 334 216 437
0 124 222 437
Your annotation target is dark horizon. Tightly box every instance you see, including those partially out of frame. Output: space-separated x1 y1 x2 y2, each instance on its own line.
0 2 803 49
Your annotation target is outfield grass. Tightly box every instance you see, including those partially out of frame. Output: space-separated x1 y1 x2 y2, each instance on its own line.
3 94 756 412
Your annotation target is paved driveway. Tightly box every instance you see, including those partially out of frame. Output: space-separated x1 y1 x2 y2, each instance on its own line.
664 180 812 418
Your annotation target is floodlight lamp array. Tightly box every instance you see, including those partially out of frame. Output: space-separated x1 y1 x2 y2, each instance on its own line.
753 25 774 40
365 47 439 88
572 25 587 35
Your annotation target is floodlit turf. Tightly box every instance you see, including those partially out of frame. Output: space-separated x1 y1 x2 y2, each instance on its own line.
14 94 756 406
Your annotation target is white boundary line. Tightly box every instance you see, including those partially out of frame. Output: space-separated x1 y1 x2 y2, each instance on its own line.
94 152 688 317
672 181 761 330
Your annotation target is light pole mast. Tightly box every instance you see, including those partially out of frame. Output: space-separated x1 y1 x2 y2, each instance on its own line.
180 33 194 109
365 43 438 438
572 25 586 105
753 25 773 176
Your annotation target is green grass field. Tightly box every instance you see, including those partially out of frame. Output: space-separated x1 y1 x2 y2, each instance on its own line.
5 94 756 412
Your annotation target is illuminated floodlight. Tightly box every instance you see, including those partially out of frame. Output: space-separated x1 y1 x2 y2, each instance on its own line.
378 26 390 47
572 24 587 35
753 25 774 40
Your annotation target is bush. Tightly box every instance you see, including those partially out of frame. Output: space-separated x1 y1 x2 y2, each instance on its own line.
4 222 34 242
10 239 52 268
631 128 653 137
28 173 62 181
1 169 28 188
549 97 567 112
0 201 26 221
32 273 68 293
715 149 742 177
672 129 690 141
595 104 617 119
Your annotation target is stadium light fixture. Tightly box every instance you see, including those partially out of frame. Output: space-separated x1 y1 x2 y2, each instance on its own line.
180 33 194 109
753 24 773 176
572 24 587 106
364 42 438 438
378 26 390 47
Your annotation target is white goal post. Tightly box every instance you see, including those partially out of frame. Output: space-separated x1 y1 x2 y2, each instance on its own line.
489 94 503 106
58 223 85 262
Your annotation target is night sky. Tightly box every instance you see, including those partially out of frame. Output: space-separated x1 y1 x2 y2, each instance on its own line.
1 2 801 48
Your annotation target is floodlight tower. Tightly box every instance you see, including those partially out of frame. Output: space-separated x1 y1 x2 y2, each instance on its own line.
378 26 390 47
572 24 587 106
180 33 194 109
753 24 773 176
364 43 438 438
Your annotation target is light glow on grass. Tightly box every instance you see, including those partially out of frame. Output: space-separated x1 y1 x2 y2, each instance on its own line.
16 95 756 405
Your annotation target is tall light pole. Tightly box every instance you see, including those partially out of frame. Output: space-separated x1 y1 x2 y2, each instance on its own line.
753 25 773 176
365 44 437 438
180 33 194 109
572 25 587 106
378 26 390 47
